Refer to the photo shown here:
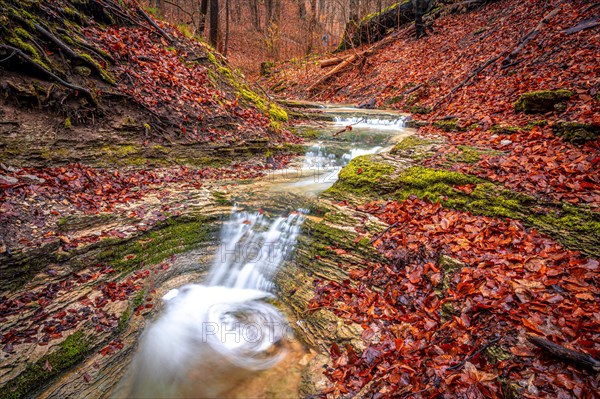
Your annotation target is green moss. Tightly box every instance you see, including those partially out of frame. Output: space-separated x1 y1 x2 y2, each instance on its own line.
14 27 32 39
433 120 463 132
490 125 521 134
0 332 89 399
269 103 288 122
552 121 599 144
445 145 496 164
101 144 142 163
408 105 431 114
385 95 404 105
525 120 548 129
390 135 433 154
360 0 408 23
514 90 573 114
212 191 230 205
97 215 212 273
78 53 115 85
239 87 267 112
7 35 50 70
118 289 146 332
176 23 193 38
440 301 458 318
336 156 395 193
485 344 511 364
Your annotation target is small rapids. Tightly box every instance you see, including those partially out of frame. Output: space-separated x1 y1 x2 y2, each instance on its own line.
125 208 305 399
333 115 406 130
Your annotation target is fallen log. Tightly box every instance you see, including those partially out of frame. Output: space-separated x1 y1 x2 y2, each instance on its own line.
526 333 600 372
563 17 599 34
307 53 361 92
319 55 352 68
501 4 563 67
337 1 415 50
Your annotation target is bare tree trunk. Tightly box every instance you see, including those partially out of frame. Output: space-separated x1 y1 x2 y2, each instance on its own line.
414 0 426 38
155 0 165 16
250 0 261 31
298 0 306 20
224 0 230 56
199 0 208 35
234 0 241 22
209 0 219 47
306 0 317 54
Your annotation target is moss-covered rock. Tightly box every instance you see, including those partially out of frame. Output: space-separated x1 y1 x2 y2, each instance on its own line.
0 332 90 399
513 90 573 114
260 61 275 77
97 215 212 273
433 119 463 132
335 155 396 194
552 121 599 144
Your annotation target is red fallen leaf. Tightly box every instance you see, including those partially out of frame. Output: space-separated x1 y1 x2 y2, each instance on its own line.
454 184 475 194
510 345 535 357
330 343 341 358
389 373 402 384
394 338 404 351
522 318 544 335
44 360 53 372
83 372 92 383
356 168 364 175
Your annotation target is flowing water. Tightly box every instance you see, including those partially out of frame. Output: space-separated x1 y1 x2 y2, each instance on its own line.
123 108 410 398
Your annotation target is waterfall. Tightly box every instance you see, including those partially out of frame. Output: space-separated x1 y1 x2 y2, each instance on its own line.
125 208 306 399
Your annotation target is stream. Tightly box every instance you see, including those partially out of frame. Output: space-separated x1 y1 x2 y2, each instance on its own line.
121 107 411 398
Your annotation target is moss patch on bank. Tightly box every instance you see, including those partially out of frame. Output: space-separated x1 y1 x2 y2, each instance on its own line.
97 215 213 273
328 157 600 257
0 332 90 399
205 46 288 127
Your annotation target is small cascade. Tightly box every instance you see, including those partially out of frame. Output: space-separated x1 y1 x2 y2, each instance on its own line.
333 116 406 130
207 208 306 291
125 208 306 399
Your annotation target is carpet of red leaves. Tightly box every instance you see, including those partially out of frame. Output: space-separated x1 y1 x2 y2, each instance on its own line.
274 0 599 126
423 127 600 208
310 197 599 398
84 20 301 145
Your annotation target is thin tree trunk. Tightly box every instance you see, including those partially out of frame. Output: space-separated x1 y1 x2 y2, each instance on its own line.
209 0 219 47
224 0 230 56
415 0 426 38
306 0 317 54
199 0 208 35
250 0 261 31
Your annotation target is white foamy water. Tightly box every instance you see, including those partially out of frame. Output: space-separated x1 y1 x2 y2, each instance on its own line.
333 116 405 130
125 208 306 399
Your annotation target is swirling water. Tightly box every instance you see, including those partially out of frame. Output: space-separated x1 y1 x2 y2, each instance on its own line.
125 209 306 399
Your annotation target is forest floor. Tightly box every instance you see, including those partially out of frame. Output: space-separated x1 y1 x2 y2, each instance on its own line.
262 0 600 398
